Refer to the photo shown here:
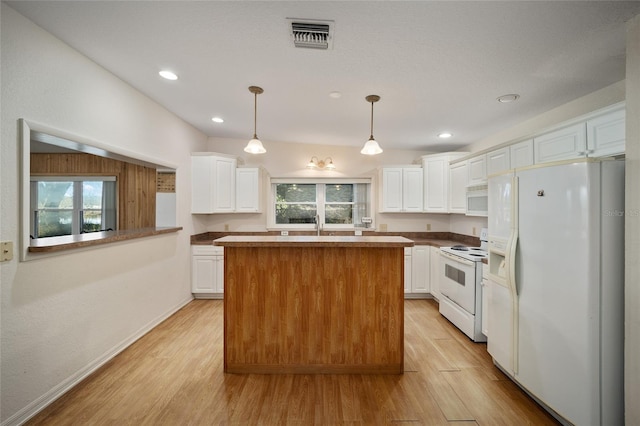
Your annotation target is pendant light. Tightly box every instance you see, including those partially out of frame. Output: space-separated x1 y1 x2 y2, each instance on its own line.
361 94 383 155
244 86 266 154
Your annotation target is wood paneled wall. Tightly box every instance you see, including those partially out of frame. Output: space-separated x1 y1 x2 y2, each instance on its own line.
30 153 156 230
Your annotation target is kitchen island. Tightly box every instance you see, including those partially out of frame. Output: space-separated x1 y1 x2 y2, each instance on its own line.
214 235 413 374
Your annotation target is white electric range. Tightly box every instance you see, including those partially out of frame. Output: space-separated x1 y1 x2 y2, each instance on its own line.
439 229 488 342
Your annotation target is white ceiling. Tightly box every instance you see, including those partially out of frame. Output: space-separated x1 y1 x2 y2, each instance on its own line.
7 1 640 152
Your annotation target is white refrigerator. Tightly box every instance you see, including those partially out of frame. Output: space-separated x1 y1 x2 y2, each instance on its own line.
487 159 624 426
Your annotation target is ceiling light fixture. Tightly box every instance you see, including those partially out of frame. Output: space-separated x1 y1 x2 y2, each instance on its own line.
497 93 520 103
361 95 383 155
159 70 178 80
307 156 335 170
211 117 224 123
438 132 453 139
244 86 266 154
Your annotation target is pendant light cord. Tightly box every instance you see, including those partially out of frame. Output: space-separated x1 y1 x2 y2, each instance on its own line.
253 92 258 139
369 101 374 140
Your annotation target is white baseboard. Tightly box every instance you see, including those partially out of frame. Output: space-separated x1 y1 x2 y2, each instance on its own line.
2 296 194 426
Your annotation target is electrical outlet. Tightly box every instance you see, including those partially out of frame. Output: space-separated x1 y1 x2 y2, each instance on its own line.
281 231 289 236
426 223 431 231
379 224 388 232
224 224 230 231
354 230 363 236
1 241 13 262
473 227 477 236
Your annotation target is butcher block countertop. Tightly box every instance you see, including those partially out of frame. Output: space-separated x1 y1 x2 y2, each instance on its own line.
213 235 414 248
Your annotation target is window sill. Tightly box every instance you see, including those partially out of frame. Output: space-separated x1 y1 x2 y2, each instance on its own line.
28 227 182 253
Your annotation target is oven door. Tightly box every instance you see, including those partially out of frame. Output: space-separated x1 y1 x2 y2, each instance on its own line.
440 251 477 314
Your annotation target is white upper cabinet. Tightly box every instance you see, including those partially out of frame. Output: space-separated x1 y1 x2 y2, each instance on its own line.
509 139 534 169
586 107 625 157
534 104 625 164
235 167 261 213
381 168 403 212
534 123 587 164
422 153 466 213
449 161 468 214
191 154 237 214
467 154 487 185
487 147 511 176
380 167 423 212
402 168 424 212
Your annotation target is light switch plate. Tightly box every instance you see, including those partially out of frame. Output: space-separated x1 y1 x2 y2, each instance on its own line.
1 241 13 262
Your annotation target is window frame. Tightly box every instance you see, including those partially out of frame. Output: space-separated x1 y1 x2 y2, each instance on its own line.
30 175 117 238
269 178 373 230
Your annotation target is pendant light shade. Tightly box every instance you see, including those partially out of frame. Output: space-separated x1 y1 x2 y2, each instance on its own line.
361 95 383 155
244 86 266 154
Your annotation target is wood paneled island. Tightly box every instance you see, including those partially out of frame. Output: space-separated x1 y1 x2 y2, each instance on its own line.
214 235 414 374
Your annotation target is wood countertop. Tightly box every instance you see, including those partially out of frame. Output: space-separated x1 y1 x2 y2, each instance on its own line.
214 235 414 248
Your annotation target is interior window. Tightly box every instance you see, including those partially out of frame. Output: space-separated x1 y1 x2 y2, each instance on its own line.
30 176 117 238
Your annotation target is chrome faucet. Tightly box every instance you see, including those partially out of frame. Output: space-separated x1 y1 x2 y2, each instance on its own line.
315 214 321 236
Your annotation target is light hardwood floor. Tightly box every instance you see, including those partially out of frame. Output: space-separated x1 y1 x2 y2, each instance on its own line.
28 299 559 425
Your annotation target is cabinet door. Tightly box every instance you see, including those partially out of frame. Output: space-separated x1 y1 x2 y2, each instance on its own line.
402 168 424 212
404 250 412 293
191 156 215 213
236 168 260 213
467 155 487 185
411 245 430 293
587 108 625 157
487 148 511 175
429 247 441 300
214 254 224 293
510 139 534 169
381 168 403 212
213 157 236 212
423 157 449 213
534 123 586 164
449 161 468 214
192 255 216 294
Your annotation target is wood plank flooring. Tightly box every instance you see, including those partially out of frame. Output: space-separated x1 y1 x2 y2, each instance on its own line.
27 299 559 425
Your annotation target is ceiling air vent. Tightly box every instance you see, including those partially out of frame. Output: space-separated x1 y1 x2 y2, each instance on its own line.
288 18 334 50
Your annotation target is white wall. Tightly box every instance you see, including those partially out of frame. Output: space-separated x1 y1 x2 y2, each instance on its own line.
0 5 207 424
625 13 640 426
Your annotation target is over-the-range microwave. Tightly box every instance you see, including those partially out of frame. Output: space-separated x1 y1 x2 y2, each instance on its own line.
466 184 488 216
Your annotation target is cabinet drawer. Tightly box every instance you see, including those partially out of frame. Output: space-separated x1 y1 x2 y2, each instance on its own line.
192 245 224 256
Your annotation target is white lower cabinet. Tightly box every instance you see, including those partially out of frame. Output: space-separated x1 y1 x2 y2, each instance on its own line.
404 247 412 293
429 246 442 301
405 245 431 298
191 245 224 298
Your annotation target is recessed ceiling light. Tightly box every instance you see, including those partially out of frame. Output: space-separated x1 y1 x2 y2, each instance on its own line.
211 117 224 123
329 91 342 99
159 70 178 81
497 94 520 103
438 132 453 139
